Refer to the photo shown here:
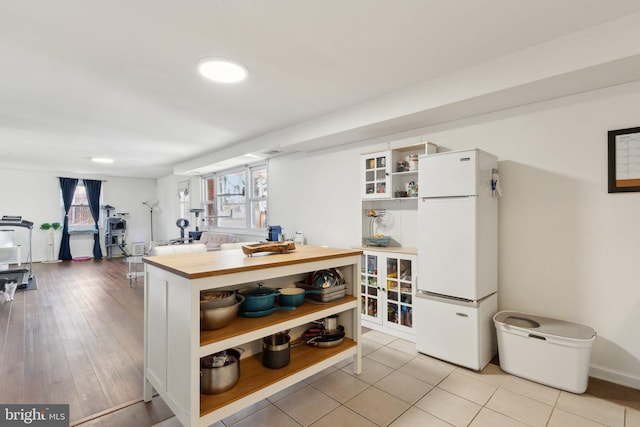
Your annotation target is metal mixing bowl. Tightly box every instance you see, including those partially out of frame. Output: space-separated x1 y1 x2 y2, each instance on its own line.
200 294 245 330
200 290 236 309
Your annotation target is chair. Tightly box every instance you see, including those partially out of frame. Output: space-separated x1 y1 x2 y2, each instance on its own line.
220 241 260 250
151 243 207 256
198 232 235 251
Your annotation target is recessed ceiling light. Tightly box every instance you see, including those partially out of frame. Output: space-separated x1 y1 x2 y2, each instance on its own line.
91 157 114 163
197 57 248 83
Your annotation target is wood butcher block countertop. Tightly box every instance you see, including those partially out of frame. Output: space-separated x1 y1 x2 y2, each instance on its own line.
143 244 362 279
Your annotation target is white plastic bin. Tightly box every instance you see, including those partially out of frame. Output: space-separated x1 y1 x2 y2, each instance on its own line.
493 311 596 393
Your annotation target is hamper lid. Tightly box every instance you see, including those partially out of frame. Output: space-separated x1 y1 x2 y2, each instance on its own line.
494 311 596 340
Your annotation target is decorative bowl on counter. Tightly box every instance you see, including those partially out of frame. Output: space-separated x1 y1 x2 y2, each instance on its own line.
364 236 391 247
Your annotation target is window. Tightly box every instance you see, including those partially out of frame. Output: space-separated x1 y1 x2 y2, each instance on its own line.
67 182 95 230
203 163 267 230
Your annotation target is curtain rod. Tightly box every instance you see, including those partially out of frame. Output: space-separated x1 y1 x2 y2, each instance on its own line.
57 177 108 182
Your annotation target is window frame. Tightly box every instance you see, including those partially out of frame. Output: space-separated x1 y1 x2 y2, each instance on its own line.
202 162 268 232
66 181 100 232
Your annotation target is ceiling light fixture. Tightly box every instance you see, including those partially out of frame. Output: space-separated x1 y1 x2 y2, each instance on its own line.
91 157 114 163
197 57 248 83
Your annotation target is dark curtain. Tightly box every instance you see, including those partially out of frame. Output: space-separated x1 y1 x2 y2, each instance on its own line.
83 179 103 259
58 177 78 260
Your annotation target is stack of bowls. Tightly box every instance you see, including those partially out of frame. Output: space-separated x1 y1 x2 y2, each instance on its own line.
200 290 244 330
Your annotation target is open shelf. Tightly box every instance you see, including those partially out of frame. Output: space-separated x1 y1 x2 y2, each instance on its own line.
200 296 357 348
200 338 357 418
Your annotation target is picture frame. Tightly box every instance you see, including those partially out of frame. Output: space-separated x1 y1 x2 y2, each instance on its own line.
608 126 640 193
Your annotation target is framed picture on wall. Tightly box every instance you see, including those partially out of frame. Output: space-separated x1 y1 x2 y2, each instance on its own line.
608 126 640 193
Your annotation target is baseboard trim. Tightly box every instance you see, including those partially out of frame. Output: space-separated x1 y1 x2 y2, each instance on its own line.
590 364 640 390
361 321 416 343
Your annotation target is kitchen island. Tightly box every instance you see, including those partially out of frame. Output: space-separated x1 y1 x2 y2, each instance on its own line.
143 245 362 427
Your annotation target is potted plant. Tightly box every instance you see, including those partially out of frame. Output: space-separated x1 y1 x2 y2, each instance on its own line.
40 222 63 263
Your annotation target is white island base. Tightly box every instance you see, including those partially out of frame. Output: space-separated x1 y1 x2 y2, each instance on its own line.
143 245 362 426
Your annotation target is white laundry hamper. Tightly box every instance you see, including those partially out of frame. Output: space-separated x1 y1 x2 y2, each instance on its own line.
493 311 596 393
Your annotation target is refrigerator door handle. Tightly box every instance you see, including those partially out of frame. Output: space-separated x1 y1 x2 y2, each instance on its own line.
420 195 473 200
456 312 469 318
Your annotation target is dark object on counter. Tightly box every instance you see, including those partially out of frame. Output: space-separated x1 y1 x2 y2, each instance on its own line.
262 332 291 369
200 348 242 394
278 287 324 307
394 191 408 198
200 294 245 330
267 225 282 241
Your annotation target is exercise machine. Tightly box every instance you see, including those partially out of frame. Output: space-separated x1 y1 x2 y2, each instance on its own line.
0 215 34 289
103 205 129 257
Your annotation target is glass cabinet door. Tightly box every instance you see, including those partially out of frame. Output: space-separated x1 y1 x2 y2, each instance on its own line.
361 251 416 333
386 258 400 325
360 253 381 324
383 255 415 331
362 151 390 199
398 258 413 328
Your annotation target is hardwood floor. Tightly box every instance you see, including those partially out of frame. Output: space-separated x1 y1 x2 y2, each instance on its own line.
0 259 171 425
0 259 638 427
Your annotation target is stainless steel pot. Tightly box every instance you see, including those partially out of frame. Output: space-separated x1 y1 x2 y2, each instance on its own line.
262 332 290 369
315 314 339 331
200 348 243 394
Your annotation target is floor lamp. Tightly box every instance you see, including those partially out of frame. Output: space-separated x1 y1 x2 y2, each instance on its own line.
143 200 158 242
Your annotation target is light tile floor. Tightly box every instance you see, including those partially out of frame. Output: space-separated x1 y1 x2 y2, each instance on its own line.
155 330 640 427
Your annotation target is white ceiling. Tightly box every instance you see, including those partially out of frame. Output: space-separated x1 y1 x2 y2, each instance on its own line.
2 0 640 179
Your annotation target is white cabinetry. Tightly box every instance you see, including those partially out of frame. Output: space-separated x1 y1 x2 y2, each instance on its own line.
360 249 417 341
362 150 391 199
143 246 362 427
361 143 436 200
358 141 435 341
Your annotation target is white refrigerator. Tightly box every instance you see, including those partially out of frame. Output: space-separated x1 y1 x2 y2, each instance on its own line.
415 149 498 371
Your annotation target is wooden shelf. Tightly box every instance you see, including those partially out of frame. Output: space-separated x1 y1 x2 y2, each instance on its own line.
200 338 357 418
200 296 357 348
391 170 418 176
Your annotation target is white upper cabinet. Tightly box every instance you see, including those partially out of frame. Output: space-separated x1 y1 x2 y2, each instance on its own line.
361 143 436 200
362 150 391 199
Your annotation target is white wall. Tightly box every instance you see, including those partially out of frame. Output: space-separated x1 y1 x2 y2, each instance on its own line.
265 81 640 389
0 169 156 261
268 151 362 248
156 174 185 243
